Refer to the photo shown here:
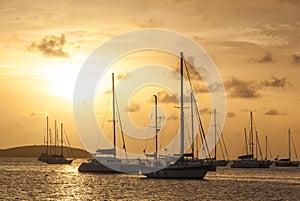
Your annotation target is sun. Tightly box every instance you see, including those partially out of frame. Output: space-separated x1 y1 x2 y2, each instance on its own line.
45 64 80 100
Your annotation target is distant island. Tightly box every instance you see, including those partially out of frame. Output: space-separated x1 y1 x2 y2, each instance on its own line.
0 145 92 158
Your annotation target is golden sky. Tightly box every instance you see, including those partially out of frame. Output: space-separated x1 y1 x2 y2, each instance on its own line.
0 0 300 159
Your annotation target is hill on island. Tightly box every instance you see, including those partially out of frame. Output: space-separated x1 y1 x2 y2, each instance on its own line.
0 145 92 158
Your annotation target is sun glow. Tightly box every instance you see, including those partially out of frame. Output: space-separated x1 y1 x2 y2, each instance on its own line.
44 64 81 100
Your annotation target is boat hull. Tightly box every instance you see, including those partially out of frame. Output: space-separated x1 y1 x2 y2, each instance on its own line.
78 160 140 174
144 165 208 179
275 161 299 167
216 160 229 167
143 159 211 179
231 160 270 168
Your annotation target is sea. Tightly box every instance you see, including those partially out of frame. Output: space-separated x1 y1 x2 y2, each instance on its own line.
0 158 299 201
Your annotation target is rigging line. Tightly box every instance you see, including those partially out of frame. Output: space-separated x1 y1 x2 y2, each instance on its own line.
255 131 263 160
63 129 74 159
184 58 210 158
216 117 229 160
94 94 111 151
115 94 128 160
290 133 299 161
192 94 211 159
267 135 273 160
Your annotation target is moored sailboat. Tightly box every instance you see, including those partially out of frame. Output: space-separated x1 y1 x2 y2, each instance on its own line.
78 73 139 174
275 129 299 167
142 52 212 179
38 117 73 164
231 112 269 168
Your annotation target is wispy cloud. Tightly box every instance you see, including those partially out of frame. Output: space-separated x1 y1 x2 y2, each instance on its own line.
225 77 260 99
27 33 79 58
255 53 274 63
264 109 286 116
292 54 300 65
156 91 177 104
260 76 290 88
225 76 291 99
200 108 212 115
227 112 236 118
126 101 140 112
20 110 49 118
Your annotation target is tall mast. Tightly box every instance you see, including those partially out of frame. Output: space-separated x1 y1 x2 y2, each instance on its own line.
288 129 291 160
61 123 63 156
214 108 217 160
49 128 52 155
191 93 194 158
180 52 184 155
46 116 49 154
112 73 116 158
250 111 254 156
265 135 268 160
244 128 248 155
55 120 57 155
154 95 158 163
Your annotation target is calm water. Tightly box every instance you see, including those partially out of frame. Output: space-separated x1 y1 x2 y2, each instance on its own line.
0 158 299 200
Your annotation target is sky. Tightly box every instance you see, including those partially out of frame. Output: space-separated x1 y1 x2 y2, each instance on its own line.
0 0 300 159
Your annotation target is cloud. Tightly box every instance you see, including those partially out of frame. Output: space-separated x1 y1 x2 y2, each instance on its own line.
227 112 236 118
126 101 140 112
255 53 274 63
225 77 260 99
292 54 300 65
167 114 178 120
156 91 177 104
260 76 290 88
20 110 49 118
199 108 212 115
264 109 286 116
27 33 79 58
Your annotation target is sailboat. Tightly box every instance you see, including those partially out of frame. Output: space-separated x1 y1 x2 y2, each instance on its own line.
38 117 73 164
275 129 299 167
78 73 139 174
231 111 269 168
142 52 212 179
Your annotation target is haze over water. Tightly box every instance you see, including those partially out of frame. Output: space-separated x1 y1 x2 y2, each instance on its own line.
1 158 299 200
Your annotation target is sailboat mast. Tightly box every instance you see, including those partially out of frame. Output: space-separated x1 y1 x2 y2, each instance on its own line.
288 129 291 160
46 116 49 154
214 109 217 160
244 128 248 155
49 128 52 155
55 120 57 155
61 123 63 156
112 73 116 158
180 52 184 155
191 93 194 158
250 111 254 156
154 95 158 163
265 135 268 160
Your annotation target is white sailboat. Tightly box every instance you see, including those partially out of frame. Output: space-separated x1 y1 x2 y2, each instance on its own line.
275 129 299 167
231 111 269 168
78 73 139 174
142 52 212 179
